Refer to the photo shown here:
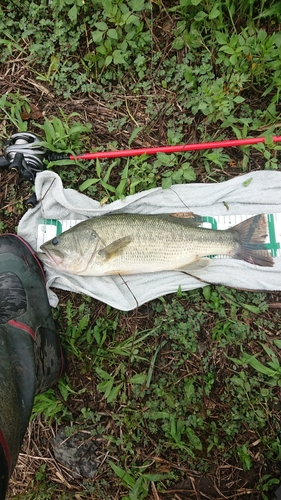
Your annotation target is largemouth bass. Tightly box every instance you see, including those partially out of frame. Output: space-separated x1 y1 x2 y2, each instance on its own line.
39 213 274 276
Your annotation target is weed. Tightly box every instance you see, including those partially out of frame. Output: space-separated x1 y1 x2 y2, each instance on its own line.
109 461 169 500
237 443 252 471
261 475 281 500
0 92 30 136
32 384 72 424
11 471 62 500
0 0 152 96
35 110 92 155
87 0 151 74
231 340 281 387
2 1 281 498
79 152 196 197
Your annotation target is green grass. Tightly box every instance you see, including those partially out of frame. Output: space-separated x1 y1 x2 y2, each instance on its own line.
1 0 281 498
28 287 281 498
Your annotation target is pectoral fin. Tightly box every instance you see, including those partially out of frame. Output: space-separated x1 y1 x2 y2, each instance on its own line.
99 236 132 260
177 257 210 272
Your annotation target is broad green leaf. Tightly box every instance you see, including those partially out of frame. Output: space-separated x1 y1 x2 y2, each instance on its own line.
128 126 143 146
109 461 135 488
102 162 115 183
243 353 277 377
105 55 113 66
95 367 112 380
183 165 196 181
162 177 173 189
241 303 261 314
233 96 245 104
107 28 118 39
92 31 104 43
209 7 220 19
97 378 114 398
194 10 207 22
100 180 116 193
96 158 101 178
262 343 279 363
157 153 173 165
113 49 126 64
68 4 77 21
186 427 203 450
215 31 228 45
94 21 108 31
274 339 281 349
128 373 147 384
184 67 195 83
106 382 123 403
184 378 195 400
172 37 186 51
68 124 90 134
129 475 149 500
79 178 99 191
202 285 211 300
237 444 252 470
219 45 235 54
129 0 145 10
229 355 249 366
126 14 140 26
231 376 245 387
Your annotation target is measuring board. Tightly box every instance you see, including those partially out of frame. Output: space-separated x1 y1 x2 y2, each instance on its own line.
37 214 281 258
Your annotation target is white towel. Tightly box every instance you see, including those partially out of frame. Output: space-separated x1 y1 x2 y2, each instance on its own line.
18 170 281 310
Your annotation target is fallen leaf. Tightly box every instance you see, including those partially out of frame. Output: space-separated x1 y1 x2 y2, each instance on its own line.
21 103 43 120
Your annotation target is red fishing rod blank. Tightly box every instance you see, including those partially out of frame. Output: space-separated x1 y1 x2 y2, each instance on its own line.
67 135 281 161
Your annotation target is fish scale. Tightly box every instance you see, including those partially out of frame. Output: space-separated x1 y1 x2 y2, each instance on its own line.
39 213 274 276
83 215 232 272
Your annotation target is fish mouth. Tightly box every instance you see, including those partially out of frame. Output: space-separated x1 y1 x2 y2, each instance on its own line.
39 245 64 267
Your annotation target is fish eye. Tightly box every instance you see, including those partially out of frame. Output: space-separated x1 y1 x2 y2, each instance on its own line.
52 237 60 246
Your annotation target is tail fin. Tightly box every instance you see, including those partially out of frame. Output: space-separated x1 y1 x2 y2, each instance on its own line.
231 214 274 267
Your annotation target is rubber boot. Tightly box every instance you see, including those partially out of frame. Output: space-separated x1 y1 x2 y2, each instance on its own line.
272 484 281 500
0 234 64 499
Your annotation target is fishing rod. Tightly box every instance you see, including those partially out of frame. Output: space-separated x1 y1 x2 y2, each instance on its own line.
2 132 281 169
52 134 281 161
1 132 281 206
2 131 281 168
